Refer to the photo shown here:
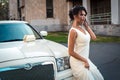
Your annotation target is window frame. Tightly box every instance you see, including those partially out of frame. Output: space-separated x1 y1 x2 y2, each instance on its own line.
46 0 54 18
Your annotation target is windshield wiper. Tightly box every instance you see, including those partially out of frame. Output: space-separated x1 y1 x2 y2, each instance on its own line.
0 39 23 42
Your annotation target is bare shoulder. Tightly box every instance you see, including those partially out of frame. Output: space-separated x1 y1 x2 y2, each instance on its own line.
69 28 77 37
69 28 77 34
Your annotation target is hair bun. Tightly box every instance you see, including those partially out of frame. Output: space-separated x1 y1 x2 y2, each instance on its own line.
69 8 74 21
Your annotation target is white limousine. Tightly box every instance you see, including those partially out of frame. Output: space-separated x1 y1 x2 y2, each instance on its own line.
0 21 73 80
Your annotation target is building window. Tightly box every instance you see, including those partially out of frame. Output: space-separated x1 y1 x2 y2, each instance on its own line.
66 0 82 6
73 0 82 6
46 0 53 18
90 0 111 24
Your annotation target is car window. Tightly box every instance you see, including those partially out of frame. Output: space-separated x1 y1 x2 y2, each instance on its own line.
0 23 42 42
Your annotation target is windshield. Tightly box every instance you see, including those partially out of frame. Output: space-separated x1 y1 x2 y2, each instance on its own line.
0 23 42 42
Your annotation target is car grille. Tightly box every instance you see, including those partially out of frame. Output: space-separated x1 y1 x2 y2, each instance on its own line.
0 62 54 80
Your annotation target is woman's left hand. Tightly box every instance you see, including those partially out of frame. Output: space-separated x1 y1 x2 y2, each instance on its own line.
84 61 90 70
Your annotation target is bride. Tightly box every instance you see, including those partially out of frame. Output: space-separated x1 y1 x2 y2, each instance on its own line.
68 5 104 80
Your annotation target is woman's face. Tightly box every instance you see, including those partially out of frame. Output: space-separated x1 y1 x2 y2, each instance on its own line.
74 10 86 25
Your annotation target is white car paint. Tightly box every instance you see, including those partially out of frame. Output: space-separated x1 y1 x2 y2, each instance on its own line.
0 21 73 80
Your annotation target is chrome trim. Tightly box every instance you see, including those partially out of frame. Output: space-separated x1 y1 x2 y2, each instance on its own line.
0 61 55 72
24 63 32 70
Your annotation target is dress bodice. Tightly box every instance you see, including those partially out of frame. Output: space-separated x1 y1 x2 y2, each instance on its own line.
69 27 90 58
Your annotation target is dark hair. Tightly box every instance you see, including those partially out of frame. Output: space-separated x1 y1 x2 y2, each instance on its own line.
69 6 87 21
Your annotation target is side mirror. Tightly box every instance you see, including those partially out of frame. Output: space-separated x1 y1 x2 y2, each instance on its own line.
40 31 48 37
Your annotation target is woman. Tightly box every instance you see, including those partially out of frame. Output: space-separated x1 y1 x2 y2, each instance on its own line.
68 6 104 80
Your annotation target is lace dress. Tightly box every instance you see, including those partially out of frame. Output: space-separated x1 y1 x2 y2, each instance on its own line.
69 27 104 80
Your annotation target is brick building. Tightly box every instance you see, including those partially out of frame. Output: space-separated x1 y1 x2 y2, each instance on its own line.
9 0 70 32
9 0 120 36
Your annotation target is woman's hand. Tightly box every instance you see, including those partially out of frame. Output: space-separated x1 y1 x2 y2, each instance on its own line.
84 61 90 70
83 19 89 28
83 20 97 40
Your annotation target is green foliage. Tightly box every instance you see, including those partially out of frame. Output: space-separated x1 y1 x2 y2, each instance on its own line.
0 0 8 20
45 32 120 43
45 32 68 43
91 36 120 43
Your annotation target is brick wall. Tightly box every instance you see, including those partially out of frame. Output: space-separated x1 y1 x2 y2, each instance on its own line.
25 0 46 22
9 0 18 20
91 25 120 37
9 0 69 31
24 0 68 31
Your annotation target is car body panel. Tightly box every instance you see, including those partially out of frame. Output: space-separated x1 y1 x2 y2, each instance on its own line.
0 39 69 63
0 43 25 63
0 21 73 80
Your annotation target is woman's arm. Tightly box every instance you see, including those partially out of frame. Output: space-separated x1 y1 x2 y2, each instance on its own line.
68 29 89 69
84 21 97 40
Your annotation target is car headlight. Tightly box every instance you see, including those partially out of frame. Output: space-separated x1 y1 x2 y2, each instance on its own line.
56 56 70 72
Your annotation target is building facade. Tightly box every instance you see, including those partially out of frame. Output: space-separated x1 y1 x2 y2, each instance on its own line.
9 0 120 36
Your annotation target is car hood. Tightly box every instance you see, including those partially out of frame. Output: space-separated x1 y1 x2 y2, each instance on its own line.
0 39 68 62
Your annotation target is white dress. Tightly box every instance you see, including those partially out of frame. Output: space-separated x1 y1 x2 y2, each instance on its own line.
69 27 104 80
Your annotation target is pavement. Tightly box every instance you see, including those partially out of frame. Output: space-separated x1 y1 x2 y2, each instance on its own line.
61 43 120 80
